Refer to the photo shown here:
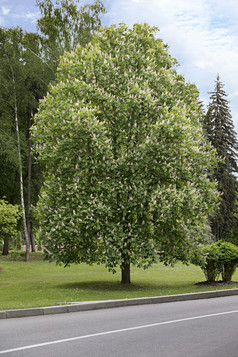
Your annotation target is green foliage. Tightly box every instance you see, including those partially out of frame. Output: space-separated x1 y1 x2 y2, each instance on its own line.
218 241 238 282
191 240 238 282
15 231 22 250
0 27 46 208
32 24 219 279
0 27 26 203
0 1 106 234
229 199 238 246
36 0 106 66
33 228 44 251
203 75 238 240
0 198 21 237
8 250 26 261
191 243 221 282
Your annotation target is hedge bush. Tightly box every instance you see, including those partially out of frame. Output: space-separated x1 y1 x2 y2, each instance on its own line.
191 241 238 283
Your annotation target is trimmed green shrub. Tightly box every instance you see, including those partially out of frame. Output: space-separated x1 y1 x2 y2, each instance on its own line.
218 242 238 282
191 243 221 282
191 241 238 283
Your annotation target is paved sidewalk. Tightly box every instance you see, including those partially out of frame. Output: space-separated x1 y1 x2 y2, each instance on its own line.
1 288 238 319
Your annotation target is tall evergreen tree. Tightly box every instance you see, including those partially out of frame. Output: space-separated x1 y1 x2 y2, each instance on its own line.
203 75 238 241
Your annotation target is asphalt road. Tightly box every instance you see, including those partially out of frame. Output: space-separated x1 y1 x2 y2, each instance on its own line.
0 296 238 356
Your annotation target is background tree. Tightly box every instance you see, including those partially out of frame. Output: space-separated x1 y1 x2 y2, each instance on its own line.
32 24 219 283
0 198 20 256
203 75 238 241
0 27 51 257
0 0 106 255
0 27 32 260
36 0 106 72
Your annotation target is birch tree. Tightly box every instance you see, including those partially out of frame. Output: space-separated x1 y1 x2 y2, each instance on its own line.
0 28 31 260
0 1 106 255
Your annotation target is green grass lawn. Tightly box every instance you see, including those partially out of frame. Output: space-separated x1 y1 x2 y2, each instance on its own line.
0 252 238 311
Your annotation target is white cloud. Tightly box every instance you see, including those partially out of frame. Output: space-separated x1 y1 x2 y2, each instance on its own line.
12 10 40 24
23 11 40 23
1 0 238 129
230 92 238 99
1 6 10 15
195 61 213 70
103 0 238 130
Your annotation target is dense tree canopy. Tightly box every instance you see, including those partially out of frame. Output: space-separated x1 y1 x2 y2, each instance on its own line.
0 199 20 236
0 0 106 255
203 75 238 241
0 26 51 257
32 24 219 283
0 198 20 255
36 0 106 69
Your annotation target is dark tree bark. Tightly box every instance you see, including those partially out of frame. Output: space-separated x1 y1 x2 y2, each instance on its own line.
121 242 131 284
2 233 9 255
120 237 131 284
121 261 131 284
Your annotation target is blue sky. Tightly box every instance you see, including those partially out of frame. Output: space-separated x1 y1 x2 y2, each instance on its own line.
1 0 238 131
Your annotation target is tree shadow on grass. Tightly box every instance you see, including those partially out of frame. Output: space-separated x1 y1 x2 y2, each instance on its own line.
55 280 186 292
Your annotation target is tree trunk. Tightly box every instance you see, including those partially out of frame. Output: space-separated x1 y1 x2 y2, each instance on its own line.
27 124 35 252
120 235 131 284
12 71 30 262
2 233 9 256
121 261 131 284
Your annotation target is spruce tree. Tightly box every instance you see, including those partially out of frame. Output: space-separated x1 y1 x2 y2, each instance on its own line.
204 75 238 241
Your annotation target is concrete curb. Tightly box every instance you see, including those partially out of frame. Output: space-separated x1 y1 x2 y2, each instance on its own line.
1 288 238 319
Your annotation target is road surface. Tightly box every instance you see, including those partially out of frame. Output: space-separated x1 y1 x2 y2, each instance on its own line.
0 295 238 356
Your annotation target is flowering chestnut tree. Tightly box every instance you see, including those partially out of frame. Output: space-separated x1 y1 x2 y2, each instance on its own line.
32 24 218 283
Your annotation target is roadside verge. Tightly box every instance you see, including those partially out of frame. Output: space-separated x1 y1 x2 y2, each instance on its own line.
1 288 238 319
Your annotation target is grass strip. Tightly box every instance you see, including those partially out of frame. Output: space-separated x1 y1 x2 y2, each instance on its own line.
0 252 238 311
